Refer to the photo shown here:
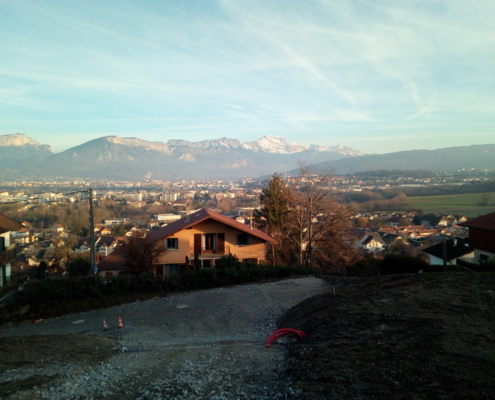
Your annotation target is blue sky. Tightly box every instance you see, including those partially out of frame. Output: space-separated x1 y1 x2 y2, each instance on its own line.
1 0 494 154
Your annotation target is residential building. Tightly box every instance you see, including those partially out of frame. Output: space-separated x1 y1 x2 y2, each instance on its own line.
98 208 276 278
0 214 23 286
360 232 385 253
459 212 495 264
421 237 474 266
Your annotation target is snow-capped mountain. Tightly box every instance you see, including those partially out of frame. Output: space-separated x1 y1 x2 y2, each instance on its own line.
0 133 362 180
167 138 241 149
164 135 362 156
241 135 307 154
309 144 362 156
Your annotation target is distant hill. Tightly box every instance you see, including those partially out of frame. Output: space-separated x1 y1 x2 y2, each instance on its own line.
308 144 495 175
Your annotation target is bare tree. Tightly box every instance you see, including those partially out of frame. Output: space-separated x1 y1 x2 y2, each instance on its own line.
478 192 493 206
123 235 167 275
258 163 360 270
52 233 78 270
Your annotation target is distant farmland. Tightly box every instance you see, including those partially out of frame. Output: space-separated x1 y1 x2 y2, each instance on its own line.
408 192 495 217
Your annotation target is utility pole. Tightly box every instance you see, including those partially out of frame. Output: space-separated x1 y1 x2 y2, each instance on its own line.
442 236 447 271
89 188 97 275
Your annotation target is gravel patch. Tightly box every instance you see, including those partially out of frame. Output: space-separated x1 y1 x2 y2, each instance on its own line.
1 276 328 399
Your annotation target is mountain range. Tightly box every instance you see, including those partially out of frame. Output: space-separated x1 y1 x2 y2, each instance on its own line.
0 134 361 181
0 133 493 181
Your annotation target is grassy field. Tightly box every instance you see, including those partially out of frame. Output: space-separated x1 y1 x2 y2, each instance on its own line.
408 192 495 217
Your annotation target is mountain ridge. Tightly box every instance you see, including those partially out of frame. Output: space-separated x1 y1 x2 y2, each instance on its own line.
0 134 360 180
0 133 493 181
308 144 495 175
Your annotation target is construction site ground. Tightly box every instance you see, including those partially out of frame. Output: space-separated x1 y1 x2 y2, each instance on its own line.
0 276 328 399
281 272 495 399
1 273 494 399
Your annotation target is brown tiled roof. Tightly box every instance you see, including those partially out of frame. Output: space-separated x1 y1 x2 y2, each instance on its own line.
96 236 118 246
0 213 23 235
146 208 277 244
459 212 495 231
362 232 385 245
396 225 425 230
97 246 126 270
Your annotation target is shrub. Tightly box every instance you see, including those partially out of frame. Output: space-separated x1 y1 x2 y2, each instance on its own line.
378 254 429 275
10 264 318 319
347 256 380 277
216 255 241 270
67 257 90 277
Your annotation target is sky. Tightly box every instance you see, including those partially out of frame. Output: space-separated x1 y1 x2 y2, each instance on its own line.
1 0 494 154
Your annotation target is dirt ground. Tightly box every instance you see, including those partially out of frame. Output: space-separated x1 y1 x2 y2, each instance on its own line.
0 334 119 399
0 277 328 399
280 272 495 399
1 274 494 399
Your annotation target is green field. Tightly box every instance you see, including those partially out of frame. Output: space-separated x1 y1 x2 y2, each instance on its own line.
408 192 495 217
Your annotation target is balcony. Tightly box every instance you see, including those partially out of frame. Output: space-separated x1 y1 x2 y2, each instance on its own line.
0 246 17 265
190 245 230 257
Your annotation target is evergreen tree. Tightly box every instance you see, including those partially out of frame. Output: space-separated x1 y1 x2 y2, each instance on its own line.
254 174 293 264
37 261 47 280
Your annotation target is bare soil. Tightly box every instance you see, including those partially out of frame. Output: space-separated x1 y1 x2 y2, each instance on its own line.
280 272 495 399
1 274 494 399
0 334 119 399
0 277 328 399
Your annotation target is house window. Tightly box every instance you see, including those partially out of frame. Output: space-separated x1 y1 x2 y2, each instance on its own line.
479 253 489 263
204 234 216 251
165 264 179 277
166 238 179 249
237 233 250 245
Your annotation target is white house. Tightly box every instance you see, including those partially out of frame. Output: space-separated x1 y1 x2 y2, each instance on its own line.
0 213 23 287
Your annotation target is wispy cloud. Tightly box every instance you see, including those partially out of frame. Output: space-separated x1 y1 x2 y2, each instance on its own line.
0 0 493 152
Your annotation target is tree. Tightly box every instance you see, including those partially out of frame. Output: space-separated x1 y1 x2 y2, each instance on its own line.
254 174 292 264
257 164 360 271
397 217 412 226
37 261 47 280
478 192 493 206
67 256 90 277
111 223 126 237
52 233 78 269
368 217 387 230
123 235 167 275
412 214 423 225
286 163 359 268
354 217 369 228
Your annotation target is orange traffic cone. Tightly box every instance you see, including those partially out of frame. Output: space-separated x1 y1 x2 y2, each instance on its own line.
117 316 124 329
103 319 108 330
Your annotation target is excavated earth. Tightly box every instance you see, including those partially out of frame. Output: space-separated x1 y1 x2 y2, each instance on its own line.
280 272 495 399
0 276 328 399
1 273 494 399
